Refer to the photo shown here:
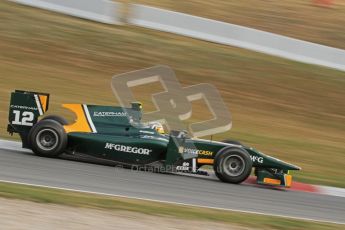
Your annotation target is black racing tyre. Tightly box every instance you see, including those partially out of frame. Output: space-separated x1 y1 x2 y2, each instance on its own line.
222 139 242 146
213 147 252 184
28 119 67 157
41 115 68 125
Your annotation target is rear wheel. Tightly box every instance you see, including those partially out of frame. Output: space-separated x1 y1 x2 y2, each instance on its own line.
214 147 252 183
41 115 68 125
28 120 67 157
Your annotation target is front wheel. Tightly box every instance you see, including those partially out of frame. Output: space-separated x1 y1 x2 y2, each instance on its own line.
213 147 252 184
28 119 67 157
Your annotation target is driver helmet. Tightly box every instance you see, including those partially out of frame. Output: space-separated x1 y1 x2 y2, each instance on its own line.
149 122 165 134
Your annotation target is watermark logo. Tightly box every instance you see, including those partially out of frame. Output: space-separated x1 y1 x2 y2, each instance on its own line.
111 65 231 138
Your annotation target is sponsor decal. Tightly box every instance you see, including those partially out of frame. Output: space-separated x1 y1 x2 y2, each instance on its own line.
11 110 35 126
93 111 127 117
183 148 213 156
105 143 151 155
250 155 263 164
10 105 38 111
176 162 189 171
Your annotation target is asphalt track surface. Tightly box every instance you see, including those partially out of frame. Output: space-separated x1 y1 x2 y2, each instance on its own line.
0 142 344 225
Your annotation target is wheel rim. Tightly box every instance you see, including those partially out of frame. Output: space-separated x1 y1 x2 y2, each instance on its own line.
222 154 245 177
36 129 59 151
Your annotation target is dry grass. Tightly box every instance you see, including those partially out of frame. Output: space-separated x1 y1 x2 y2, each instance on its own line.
0 1 344 187
135 0 345 49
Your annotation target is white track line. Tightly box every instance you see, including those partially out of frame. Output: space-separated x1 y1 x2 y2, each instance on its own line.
0 139 28 152
318 186 345 198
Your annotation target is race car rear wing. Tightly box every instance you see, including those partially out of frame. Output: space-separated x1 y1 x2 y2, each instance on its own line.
7 90 49 147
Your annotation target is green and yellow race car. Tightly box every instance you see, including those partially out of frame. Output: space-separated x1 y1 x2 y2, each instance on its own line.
7 90 300 187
